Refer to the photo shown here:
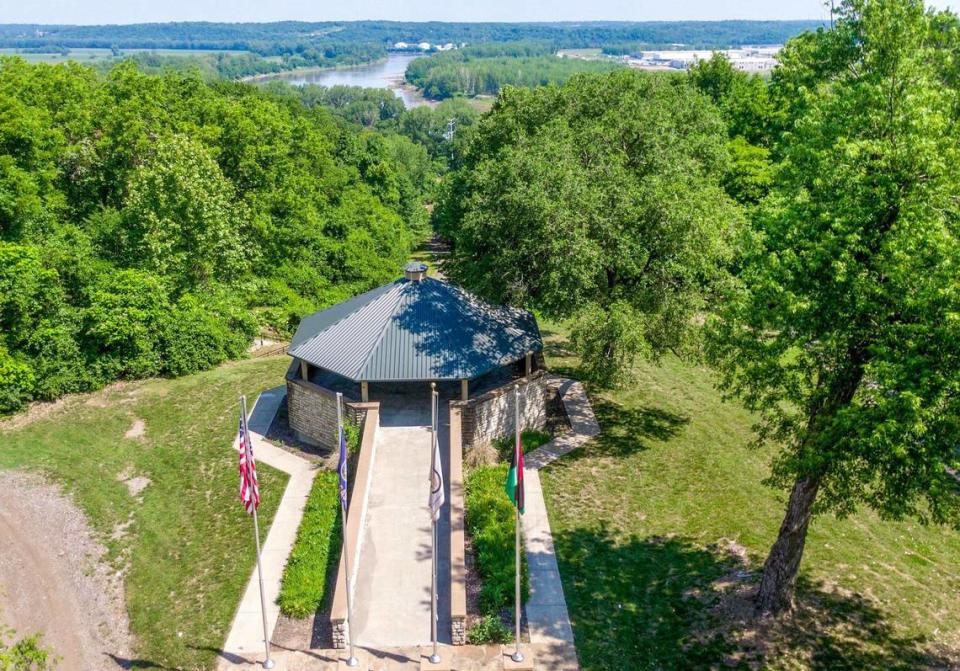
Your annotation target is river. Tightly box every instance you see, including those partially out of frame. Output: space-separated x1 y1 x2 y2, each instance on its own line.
253 53 432 109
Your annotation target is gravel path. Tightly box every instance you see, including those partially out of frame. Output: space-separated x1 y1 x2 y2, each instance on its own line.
0 471 131 670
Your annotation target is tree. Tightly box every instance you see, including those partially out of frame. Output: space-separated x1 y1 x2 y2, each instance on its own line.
437 71 741 385
707 0 960 614
121 134 248 287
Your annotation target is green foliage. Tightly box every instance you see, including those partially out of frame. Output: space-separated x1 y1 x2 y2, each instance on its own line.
688 54 776 204
0 346 34 414
438 70 741 386
707 0 960 550
0 629 51 671
405 48 623 99
464 463 529 615
278 471 342 618
120 135 247 286
0 59 423 411
493 429 552 461
466 614 511 644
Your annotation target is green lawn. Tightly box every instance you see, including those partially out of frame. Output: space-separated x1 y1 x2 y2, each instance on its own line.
0 355 291 670
538 324 960 670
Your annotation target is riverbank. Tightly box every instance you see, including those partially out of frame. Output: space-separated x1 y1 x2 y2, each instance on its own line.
240 56 388 83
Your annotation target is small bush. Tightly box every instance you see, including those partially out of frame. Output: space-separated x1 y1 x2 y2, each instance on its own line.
277 471 342 618
464 464 529 615
0 627 51 670
467 614 511 645
493 429 552 461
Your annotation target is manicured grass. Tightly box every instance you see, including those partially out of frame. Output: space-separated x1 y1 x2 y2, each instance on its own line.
277 472 341 618
538 323 960 670
464 464 530 616
0 356 291 670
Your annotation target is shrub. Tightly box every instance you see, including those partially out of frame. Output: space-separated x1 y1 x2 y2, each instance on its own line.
0 346 34 414
464 463 529 616
493 429 552 461
161 291 255 377
0 628 51 670
466 614 511 645
277 471 342 618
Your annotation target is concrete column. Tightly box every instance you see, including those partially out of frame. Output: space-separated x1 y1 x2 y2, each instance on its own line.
299 359 309 380
361 381 369 402
461 379 469 401
525 352 532 377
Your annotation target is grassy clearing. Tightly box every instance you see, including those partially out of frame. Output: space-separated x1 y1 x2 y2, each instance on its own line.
538 323 960 670
277 472 341 618
0 355 291 670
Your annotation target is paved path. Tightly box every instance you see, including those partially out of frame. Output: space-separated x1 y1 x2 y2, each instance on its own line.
351 389 451 647
523 378 600 656
221 386 319 665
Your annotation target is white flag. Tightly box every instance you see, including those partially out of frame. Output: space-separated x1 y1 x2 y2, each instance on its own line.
428 396 444 520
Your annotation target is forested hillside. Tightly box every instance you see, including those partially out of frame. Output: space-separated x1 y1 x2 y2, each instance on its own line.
0 58 430 412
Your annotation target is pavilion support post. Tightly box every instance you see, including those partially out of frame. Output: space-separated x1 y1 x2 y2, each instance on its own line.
525 352 532 377
361 381 369 403
299 360 309 381
461 379 469 401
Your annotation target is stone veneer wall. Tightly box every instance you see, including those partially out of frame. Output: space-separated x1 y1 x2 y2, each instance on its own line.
448 404 467 645
285 360 367 449
330 402 380 649
453 369 547 450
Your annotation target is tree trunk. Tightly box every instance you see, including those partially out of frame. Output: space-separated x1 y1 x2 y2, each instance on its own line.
755 475 821 615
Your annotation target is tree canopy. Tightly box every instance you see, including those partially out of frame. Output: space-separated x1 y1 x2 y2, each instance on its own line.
707 0 960 613
0 58 429 412
435 69 741 384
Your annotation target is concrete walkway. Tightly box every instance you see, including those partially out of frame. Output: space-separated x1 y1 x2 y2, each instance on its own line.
522 378 600 657
221 386 319 666
351 388 451 648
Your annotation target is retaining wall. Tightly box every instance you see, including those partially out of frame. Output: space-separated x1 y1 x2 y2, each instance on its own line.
453 369 547 450
330 403 380 649
448 404 467 645
285 360 369 449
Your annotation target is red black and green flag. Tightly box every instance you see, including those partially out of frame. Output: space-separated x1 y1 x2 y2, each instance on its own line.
504 432 524 514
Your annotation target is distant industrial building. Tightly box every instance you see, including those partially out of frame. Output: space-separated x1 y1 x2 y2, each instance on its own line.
628 45 781 73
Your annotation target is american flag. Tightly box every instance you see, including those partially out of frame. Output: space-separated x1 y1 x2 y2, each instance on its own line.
239 412 260 515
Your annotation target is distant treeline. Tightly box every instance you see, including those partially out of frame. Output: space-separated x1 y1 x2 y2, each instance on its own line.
405 43 623 99
108 44 385 80
1 20 824 52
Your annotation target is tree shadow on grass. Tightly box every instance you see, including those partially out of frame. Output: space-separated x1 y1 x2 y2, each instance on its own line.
551 526 953 671
556 396 689 461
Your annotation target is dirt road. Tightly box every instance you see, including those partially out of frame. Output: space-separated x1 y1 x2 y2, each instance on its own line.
0 471 130 670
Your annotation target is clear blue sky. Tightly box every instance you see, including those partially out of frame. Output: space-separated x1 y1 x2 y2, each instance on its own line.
5 0 954 25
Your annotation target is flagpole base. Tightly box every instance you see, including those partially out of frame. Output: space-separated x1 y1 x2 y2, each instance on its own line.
511 651 524 663
262 659 276 669
345 656 360 667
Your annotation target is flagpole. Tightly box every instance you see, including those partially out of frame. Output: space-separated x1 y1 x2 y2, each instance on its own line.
241 395 275 670
429 382 441 665
512 384 524 664
337 393 359 668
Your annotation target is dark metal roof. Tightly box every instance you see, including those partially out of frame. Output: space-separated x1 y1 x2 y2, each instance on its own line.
288 276 542 382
